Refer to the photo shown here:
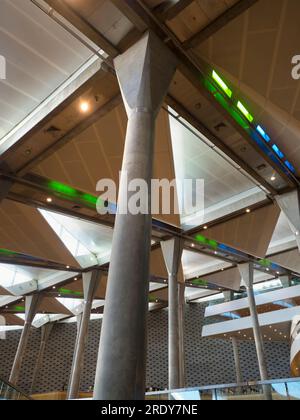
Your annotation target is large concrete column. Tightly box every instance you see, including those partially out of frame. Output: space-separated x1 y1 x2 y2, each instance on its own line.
93 32 177 401
231 337 242 385
68 270 101 400
161 238 184 390
178 281 186 388
275 190 300 251
238 263 272 400
9 294 41 385
30 323 54 395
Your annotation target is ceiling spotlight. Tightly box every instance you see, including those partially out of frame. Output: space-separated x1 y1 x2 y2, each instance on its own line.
80 101 90 113
52 286 56 290
271 175 276 182
203 226 208 230
191 243 195 248
246 208 251 214
46 197 53 203
66 266 70 269
296 231 299 236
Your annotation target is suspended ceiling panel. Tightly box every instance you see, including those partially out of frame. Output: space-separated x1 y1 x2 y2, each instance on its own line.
39 296 73 315
0 200 79 267
163 0 239 42
201 266 241 291
268 212 297 255
193 0 300 174
0 286 11 296
3 313 24 326
202 203 281 258
150 247 168 279
0 0 92 140
33 105 180 226
270 248 300 274
183 249 232 279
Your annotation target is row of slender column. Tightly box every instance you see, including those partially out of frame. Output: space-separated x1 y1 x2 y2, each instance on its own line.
8 31 300 401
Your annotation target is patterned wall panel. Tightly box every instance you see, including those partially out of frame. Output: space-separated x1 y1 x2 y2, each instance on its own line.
0 303 291 394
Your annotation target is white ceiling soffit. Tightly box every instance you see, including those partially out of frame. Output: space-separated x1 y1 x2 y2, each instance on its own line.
182 249 232 279
268 212 297 255
168 111 266 229
200 266 242 291
0 200 80 267
202 204 281 258
0 0 97 150
39 209 113 266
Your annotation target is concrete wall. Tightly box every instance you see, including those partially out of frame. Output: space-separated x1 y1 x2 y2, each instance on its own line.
0 303 291 394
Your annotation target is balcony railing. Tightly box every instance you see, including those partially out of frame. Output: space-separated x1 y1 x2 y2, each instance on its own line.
146 378 300 400
0 378 31 400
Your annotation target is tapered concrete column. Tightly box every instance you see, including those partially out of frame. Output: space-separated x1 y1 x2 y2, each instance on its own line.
30 323 54 395
231 337 242 385
238 263 272 400
275 190 300 251
68 270 101 400
178 281 186 388
9 294 41 385
93 32 177 401
162 238 184 390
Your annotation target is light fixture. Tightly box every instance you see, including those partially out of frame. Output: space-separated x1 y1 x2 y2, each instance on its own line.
271 175 276 182
212 70 233 98
46 197 53 203
272 144 284 159
66 266 70 269
246 208 251 214
80 101 90 113
257 125 271 142
203 226 208 230
285 160 296 173
237 101 254 123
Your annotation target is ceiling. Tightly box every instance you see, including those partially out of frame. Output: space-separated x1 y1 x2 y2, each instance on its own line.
0 0 300 332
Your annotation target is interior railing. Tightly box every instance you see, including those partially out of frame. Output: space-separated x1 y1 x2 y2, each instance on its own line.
146 378 300 400
0 378 32 400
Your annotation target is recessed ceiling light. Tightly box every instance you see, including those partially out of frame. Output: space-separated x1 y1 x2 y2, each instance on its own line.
246 208 251 214
80 101 89 113
46 197 53 203
66 266 70 269
203 226 208 230
271 175 276 182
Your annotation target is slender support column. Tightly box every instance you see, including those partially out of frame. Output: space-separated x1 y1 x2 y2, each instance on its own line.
30 323 54 395
9 294 41 385
275 190 300 251
68 270 101 400
231 337 242 385
238 263 272 400
93 32 177 401
178 281 186 388
280 275 291 289
161 238 184 390
223 291 234 302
